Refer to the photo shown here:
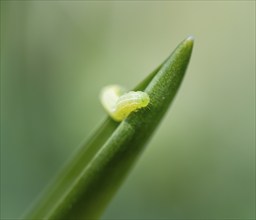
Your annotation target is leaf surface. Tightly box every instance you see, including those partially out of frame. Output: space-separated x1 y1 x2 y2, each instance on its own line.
26 36 194 220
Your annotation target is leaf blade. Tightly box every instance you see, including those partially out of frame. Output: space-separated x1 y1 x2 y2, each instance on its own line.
26 36 194 220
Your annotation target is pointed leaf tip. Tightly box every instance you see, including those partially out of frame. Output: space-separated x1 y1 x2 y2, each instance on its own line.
182 35 194 49
186 35 194 42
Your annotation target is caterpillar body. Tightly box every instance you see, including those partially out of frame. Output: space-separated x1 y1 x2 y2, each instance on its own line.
100 85 150 122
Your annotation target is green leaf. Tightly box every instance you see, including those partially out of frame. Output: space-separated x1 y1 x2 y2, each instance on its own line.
26 36 194 220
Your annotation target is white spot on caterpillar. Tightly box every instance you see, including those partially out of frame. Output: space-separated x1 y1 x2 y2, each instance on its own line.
100 85 150 122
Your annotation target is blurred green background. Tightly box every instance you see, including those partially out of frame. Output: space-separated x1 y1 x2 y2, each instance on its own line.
1 1 255 219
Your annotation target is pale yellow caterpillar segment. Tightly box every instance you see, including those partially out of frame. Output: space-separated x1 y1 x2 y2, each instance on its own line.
114 91 150 121
100 85 150 122
100 85 126 115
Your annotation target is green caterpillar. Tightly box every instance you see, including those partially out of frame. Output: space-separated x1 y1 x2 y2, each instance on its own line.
100 85 150 122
